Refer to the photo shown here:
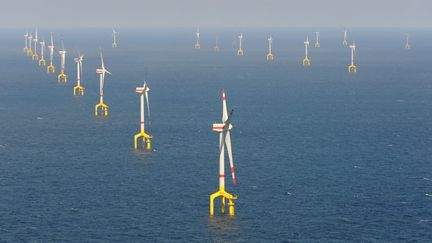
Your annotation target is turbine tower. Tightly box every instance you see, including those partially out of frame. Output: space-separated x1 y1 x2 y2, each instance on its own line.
314 32 320 48
38 39 46 66
194 28 201 49
210 89 238 217
32 29 39 61
303 37 311 66
405 33 411 49
267 36 274 61
134 81 152 150
214 35 220 52
267 36 273 61
112 29 118 48
47 33 56 73
73 53 85 96
95 50 112 116
342 30 348 46
348 41 357 73
23 32 29 53
237 33 244 56
27 33 33 56
57 38 67 83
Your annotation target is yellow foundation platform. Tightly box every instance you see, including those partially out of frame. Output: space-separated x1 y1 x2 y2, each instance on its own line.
210 186 237 217
95 101 109 116
267 53 273 61
303 57 310 66
134 130 152 150
237 49 244 56
73 85 85 96
39 58 46 66
32 53 39 61
47 65 55 73
58 73 67 83
348 64 357 73
112 43 118 48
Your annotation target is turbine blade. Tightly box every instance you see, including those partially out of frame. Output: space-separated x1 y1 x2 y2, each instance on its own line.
225 131 236 184
219 132 225 173
80 61 83 77
224 109 234 128
100 51 105 69
145 92 150 118
222 89 228 122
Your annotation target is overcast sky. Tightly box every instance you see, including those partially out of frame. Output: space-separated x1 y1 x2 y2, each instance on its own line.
1 0 431 28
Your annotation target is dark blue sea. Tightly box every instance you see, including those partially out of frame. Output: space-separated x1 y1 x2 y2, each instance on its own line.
1 28 432 242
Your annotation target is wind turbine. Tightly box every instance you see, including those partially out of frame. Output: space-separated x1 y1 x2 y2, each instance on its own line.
210 89 238 217
23 32 29 53
134 81 152 150
32 29 39 61
267 36 274 61
237 33 244 56
342 30 348 46
405 33 411 49
112 28 118 48
214 35 220 52
195 27 201 49
58 38 67 83
303 36 311 66
38 39 46 66
73 52 84 96
314 32 320 48
27 33 33 56
47 32 55 73
95 49 112 116
348 41 357 73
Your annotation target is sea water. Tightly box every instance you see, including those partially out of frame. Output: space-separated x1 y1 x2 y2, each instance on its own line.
0 28 432 241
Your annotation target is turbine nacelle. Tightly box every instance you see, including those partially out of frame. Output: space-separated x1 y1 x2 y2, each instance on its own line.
96 68 111 75
212 123 233 132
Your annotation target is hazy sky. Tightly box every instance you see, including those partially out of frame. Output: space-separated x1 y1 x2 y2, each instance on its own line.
1 0 431 28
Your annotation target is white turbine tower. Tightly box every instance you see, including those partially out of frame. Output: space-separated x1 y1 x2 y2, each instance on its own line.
23 32 29 53
73 52 84 96
58 38 67 83
210 89 238 217
237 33 244 56
27 33 33 56
315 32 320 48
95 50 112 116
112 28 118 48
39 39 46 66
303 36 310 66
267 36 274 61
134 81 152 150
342 30 348 46
32 29 39 60
195 27 201 49
348 41 357 73
47 33 55 73
405 33 411 49
214 35 219 52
